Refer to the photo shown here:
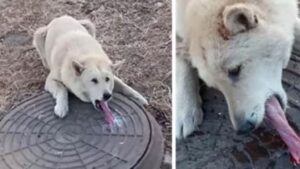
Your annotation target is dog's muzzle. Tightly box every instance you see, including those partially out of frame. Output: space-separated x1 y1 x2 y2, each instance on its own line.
236 112 258 135
236 119 256 135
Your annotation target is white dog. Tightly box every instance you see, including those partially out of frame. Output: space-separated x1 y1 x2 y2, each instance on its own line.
176 0 300 139
33 16 148 122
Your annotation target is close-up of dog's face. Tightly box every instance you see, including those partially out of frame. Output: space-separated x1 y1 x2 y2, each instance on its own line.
188 3 297 134
216 31 290 134
72 60 114 107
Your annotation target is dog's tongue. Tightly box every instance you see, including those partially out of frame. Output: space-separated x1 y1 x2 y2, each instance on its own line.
99 101 114 124
265 96 300 165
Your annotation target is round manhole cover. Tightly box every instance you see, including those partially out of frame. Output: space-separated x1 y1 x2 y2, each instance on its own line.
0 93 163 169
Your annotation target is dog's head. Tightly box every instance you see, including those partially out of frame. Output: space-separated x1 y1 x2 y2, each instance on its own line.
188 3 296 134
72 58 115 108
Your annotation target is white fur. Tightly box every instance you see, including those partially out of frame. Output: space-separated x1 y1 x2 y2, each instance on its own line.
176 0 299 138
176 56 203 139
33 16 148 118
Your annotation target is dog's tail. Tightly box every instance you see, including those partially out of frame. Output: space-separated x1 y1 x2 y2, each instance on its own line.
33 26 49 69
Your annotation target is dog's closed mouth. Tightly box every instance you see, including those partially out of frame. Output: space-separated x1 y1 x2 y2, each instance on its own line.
265 95 300 164
96 101 114 124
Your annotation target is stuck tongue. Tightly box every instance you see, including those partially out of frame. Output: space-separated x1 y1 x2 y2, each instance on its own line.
99 101 114 124
265 96 300 165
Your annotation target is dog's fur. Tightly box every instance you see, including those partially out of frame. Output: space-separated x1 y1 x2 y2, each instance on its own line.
33 16 148 118
176 0 300 138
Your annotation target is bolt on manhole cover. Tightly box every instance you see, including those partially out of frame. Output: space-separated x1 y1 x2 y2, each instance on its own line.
0 93 163 169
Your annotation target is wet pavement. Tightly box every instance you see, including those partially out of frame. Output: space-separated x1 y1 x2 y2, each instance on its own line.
176 53 300 169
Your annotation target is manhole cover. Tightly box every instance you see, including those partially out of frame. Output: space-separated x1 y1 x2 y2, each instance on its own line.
177 53 300 169
0 93 163 169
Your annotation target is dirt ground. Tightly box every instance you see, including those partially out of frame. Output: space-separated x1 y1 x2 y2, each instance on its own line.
0 0 171 165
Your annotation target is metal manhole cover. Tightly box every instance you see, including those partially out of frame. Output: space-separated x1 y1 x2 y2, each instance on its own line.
177 54 300 169
0 93 163 169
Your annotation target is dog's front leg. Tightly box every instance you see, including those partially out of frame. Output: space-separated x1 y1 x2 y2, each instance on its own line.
113 76 148 105
176 56 203 139
45 74 69 118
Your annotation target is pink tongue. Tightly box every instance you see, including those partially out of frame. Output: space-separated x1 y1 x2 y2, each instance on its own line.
265 96 300 165
99 101 114 124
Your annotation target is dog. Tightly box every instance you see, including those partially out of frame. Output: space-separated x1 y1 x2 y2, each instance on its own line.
176 0 300 139
33 15 148 122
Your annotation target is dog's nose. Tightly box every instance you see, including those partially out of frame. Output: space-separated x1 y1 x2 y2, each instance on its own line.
236 120 256 135
103 93 111 101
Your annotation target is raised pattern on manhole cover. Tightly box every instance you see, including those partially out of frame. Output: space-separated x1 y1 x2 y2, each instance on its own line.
54 125 84 144
0 92 152 169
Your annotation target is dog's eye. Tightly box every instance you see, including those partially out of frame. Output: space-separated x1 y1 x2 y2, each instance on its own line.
228 65 242 79
91 78 98 84
105 77 110 82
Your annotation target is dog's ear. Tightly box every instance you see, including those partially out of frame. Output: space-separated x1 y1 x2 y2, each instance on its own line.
222 4 259 36
72 60 85 76
79 19 96 37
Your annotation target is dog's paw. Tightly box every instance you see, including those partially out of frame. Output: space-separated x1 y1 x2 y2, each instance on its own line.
130 95 148 105
135 96 148 105
54 103 68 118
176 106 203 139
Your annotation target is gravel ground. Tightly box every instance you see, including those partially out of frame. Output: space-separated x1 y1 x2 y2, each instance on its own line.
0 0 171 167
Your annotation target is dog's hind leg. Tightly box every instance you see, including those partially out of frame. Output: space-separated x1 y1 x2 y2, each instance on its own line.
176 56 203 139
33 26 49 69
113 76 148 105
79 19 96 37
45 73 69 118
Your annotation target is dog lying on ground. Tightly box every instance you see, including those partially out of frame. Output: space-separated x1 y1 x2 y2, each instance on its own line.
176 0 300 164
33 15 148 123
